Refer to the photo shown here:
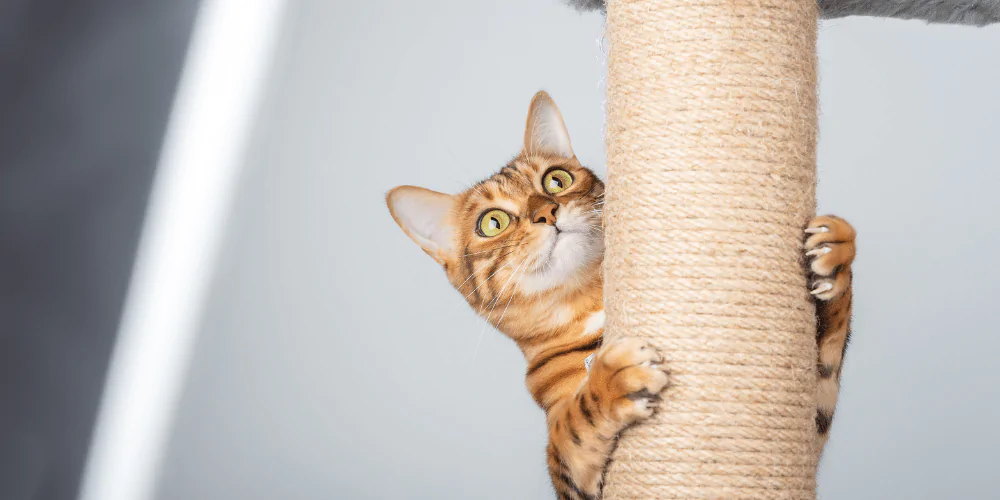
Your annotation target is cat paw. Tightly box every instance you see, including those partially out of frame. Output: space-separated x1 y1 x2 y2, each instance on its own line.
805 215 856 301
587 337 669 425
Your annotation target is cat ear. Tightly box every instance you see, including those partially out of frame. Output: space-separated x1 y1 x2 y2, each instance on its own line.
523 91 575 158
386 186 456 264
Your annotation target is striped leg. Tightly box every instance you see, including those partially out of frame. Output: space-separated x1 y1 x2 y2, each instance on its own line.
805 215 856 453
545 338 669 499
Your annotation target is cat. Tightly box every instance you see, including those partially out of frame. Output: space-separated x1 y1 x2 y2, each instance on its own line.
386 91 856 500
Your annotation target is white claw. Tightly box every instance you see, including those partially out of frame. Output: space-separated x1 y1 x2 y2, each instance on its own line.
806 246 832 257
805 226 829 234
811 282 834 295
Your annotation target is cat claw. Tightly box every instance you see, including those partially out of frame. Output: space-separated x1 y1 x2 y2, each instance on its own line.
805 226 829 234
811 282 834 295
806 246 832 257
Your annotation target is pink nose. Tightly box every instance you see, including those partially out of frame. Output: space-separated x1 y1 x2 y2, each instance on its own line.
532 203 558 225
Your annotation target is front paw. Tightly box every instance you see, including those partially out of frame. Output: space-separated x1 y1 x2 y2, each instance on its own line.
587 337 669 425
805 215 856 301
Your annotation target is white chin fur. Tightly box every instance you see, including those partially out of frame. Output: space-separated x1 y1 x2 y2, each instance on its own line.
520 204 603 294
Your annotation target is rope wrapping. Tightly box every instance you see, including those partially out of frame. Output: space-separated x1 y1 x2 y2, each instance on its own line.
602 0 820 498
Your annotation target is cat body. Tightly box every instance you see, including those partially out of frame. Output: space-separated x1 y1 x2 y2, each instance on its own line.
386 92 856 499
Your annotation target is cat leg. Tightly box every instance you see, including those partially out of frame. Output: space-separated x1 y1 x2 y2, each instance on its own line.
805 215 856 454
545 337 668 500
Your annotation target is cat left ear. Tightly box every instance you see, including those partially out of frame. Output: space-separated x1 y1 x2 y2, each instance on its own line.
523 91 575 158
386 186 456 264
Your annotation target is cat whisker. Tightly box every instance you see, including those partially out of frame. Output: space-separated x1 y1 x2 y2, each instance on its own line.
496 257 531 328
473 257 529 361
481 257 528 316
455 255 518 309
460 242 526 257
452 249 516 294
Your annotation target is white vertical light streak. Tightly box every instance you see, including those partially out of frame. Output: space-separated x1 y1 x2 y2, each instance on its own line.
77 0 287 499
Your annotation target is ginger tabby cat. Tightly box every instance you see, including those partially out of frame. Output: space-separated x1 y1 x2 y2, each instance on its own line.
386 92 856 500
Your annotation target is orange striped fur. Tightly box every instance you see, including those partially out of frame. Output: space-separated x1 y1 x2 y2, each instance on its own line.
386 91 856 499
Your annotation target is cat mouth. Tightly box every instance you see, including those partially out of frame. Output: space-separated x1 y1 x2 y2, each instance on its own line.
519 224 603 293
535 230 582 271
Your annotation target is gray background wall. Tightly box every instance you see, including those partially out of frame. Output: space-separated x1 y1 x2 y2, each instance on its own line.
157 1 1000 499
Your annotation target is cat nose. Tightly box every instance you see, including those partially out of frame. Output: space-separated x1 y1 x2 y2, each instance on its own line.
532 202 558 226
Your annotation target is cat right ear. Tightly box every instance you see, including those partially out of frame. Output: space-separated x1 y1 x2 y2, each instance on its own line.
523 90 575 158
386 186 456 264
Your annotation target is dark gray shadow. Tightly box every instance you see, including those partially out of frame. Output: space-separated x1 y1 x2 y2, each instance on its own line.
0 1 200 499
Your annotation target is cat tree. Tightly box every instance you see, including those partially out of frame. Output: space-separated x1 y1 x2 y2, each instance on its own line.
570 0 997 498
600 0 820 497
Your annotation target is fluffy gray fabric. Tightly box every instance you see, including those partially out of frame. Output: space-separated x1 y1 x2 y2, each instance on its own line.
566 0 1000 26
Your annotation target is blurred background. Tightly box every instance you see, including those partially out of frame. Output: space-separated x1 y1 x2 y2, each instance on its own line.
3 1 1000 500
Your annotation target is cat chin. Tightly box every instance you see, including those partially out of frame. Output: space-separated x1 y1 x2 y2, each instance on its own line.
520 231 603 294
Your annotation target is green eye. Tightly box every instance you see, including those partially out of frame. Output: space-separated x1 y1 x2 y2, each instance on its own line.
478 209 511 237
543 169 574 194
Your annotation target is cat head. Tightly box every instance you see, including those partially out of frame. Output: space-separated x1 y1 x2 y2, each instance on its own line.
386 92 604 323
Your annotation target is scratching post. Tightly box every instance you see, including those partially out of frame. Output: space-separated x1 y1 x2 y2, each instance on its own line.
601 0 820 498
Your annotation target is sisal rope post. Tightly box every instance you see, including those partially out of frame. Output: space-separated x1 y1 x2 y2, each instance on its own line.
601 0 820 498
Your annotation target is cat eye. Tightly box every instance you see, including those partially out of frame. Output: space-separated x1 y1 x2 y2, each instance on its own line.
478 209 511 237
543 169 574 194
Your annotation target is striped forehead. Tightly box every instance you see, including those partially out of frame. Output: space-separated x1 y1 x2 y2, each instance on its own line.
478 162 531 195
461 156 564 213
487 157 552 192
